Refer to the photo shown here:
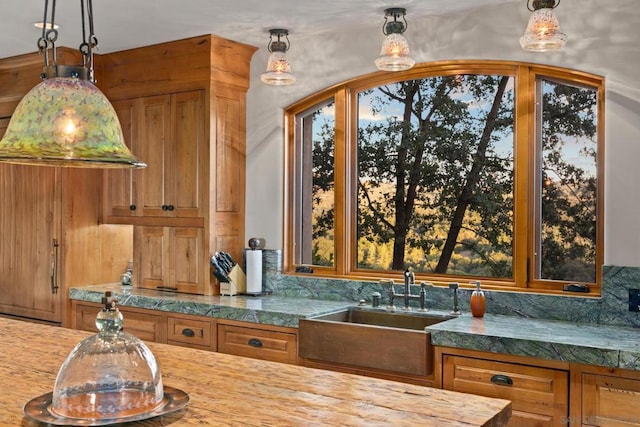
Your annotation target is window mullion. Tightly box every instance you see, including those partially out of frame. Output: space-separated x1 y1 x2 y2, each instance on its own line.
333 88 349 275
514 65 533 288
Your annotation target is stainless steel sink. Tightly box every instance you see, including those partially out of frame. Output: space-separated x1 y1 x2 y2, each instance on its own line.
298 308 454 377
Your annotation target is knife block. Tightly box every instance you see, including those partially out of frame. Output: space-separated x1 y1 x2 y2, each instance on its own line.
220 265 246 296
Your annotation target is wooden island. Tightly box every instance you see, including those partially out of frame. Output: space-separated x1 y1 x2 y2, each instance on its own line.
0 318 511 426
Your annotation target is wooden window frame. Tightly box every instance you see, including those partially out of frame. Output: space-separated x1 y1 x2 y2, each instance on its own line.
284 60 604 295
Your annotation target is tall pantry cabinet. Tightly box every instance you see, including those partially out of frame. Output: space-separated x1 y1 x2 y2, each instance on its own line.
99 35 256 295
0 50 133 324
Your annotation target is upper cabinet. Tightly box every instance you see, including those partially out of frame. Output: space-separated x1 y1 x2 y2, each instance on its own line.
99 35 256 295
106 91 205 225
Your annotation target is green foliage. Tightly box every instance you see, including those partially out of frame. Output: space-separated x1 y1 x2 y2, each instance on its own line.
309 73 598 284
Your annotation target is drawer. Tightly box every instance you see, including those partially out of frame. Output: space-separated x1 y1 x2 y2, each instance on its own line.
217 324 297 364
582 373 640 426
167 316 213 348
443 354 568 426
74 302 166 343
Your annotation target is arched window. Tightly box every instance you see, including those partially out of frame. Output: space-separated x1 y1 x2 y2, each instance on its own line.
284 61 604 294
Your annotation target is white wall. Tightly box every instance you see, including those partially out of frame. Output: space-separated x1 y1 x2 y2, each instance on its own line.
244 0 640 267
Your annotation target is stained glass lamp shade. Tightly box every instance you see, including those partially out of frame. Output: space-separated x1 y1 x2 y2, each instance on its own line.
0 76 146 168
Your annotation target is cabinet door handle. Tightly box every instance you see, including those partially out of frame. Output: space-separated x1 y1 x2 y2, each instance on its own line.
129 204 136 211
167 205 174 211
182 328 195 337
50 239 59 295
490 374 513 386
248 338 263 348
161 204 168 211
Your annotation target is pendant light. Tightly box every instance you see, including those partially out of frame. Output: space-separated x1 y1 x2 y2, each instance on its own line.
375 8 415 72
0 0 146 168
520 0 567 52
260 29 296 86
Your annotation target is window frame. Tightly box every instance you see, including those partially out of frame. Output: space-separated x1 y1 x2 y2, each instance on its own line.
284 60 605 294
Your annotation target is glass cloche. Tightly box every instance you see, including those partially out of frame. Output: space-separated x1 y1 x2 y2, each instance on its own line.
51 292 164 419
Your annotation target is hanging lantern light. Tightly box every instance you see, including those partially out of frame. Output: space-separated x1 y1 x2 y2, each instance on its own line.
520 0 567 52
0 0 146 168
260 29 296 86
375 7 415 72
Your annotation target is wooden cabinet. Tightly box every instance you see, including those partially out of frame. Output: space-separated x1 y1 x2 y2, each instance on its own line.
72 301 215 351
100 35 256 295
217 320 298 364
74 301 166 342
167 315 214 351
437 347 569 427
105 91 205 224
71 301 300 365
0 50 133 325
571 363 640 426
134 226 205 294
0 164 61 323
0 117 8 136
104 98 138 219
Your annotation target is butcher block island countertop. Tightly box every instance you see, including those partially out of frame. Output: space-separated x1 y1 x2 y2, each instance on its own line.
1 318 511 426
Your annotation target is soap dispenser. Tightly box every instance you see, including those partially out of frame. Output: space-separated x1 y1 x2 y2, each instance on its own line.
470 281 486 318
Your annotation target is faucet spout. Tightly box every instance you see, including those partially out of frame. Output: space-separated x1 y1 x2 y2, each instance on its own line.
403 268 416 310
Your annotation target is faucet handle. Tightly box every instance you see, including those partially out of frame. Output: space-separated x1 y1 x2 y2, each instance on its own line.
379 279 395 310
448 282 461 315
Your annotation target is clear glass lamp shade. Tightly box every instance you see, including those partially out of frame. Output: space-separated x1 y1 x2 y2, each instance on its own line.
375 33 416 72
260 51 296 86
519 8 567 52
0 77 146 168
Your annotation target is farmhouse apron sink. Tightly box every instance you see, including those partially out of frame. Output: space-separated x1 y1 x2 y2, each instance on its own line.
298 308 454 376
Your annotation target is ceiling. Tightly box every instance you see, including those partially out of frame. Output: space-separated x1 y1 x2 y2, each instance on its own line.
1 0 521 59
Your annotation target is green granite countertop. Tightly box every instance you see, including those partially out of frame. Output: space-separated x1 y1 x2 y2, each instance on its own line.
427 313 640 370
70 284 640 371
69 284 354 328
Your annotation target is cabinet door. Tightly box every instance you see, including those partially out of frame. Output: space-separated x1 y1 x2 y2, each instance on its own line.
134 226 204 294
137 95 172 218
169 227 205 294
582 373 640 426
443 354 568 427
103 98 140 220
167 90 204 219
0 163 62 323
135 226 167 290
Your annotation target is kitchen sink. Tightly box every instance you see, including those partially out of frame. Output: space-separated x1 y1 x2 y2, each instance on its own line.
311 308 454 330
298 308 454 377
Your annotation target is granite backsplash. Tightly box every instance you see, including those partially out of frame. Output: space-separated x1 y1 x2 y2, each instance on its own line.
256 249 640 328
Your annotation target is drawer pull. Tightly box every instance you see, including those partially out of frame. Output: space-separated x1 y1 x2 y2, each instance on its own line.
182 328 195 337
490 374 513 386
248 338 263 348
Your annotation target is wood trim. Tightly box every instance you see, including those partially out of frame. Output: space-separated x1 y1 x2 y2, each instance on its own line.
283 59 604 296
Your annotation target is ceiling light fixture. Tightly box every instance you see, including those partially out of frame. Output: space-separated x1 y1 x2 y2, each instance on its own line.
375 7 415 72
520 0 567 52
0 0 146 168
260 29 296 86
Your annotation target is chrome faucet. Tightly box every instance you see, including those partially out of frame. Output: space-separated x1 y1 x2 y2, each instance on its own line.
383 268 427 311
